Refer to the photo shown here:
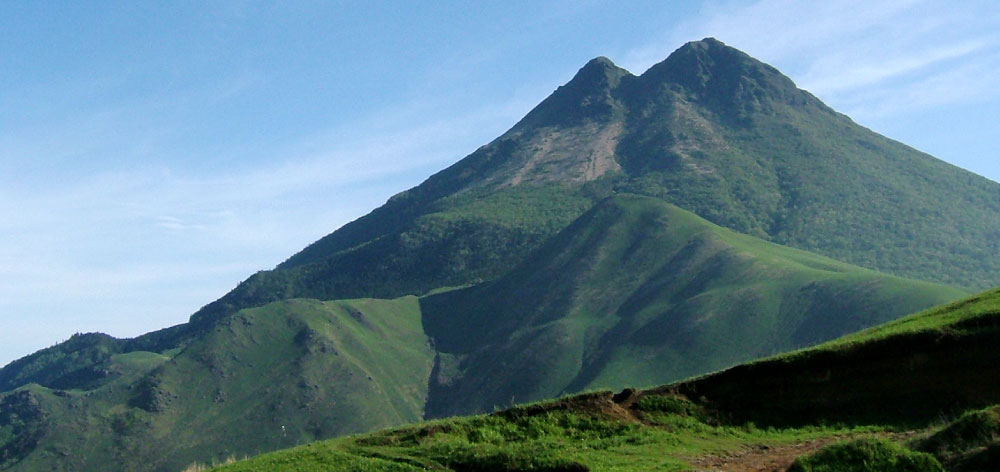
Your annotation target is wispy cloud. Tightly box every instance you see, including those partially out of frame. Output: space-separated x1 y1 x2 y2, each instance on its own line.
155 215 210 232
831 51 1000 118
800 40 991 97
622 0 1000 120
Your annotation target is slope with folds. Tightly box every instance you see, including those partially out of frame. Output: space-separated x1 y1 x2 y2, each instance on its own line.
420 194 967 417
207 288 1000 472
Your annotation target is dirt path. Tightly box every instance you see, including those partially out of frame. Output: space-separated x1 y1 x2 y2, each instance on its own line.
687 431 920 472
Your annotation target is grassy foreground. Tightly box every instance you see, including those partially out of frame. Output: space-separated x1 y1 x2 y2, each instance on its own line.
210 288 1000 471
210 392 884 472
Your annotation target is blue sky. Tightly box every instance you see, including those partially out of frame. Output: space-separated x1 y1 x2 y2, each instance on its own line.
1 0 998 366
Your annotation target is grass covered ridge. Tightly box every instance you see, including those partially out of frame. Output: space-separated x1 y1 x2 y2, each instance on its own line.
811 286 1000 352
661 287 1000 427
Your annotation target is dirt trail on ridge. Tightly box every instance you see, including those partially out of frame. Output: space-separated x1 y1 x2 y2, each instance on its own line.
687 431 920 472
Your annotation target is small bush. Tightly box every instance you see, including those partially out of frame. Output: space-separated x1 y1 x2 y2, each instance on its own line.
789 438 943 472
634 394 711 423
915 406 1000 461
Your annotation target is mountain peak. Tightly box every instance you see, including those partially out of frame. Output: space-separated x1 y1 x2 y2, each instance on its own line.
678 36 726 51
654 37 756 73
568 55 630 91
585 55 616 67
640 37 814 116
513 55 631 130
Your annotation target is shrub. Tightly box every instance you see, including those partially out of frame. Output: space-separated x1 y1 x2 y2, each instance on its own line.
788 438 943 472
915 405 1000 461
634 394 712 424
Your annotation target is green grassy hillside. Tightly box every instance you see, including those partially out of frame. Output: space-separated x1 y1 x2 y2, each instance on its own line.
0 297 434 471
420 194 966 417
208 288 1000 472
662 287 1000 427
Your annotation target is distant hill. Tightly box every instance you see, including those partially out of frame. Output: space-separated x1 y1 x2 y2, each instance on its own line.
206 287 1000 472
0 297 434 471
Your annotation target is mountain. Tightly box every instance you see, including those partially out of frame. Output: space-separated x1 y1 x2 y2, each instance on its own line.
0 38 994 470
186 37 1000 332
204 287 1000 472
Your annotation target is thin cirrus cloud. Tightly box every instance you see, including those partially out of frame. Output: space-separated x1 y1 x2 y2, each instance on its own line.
621 0 1000 120
799 39 991 97
620 0 925 71
825 52 1000 118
